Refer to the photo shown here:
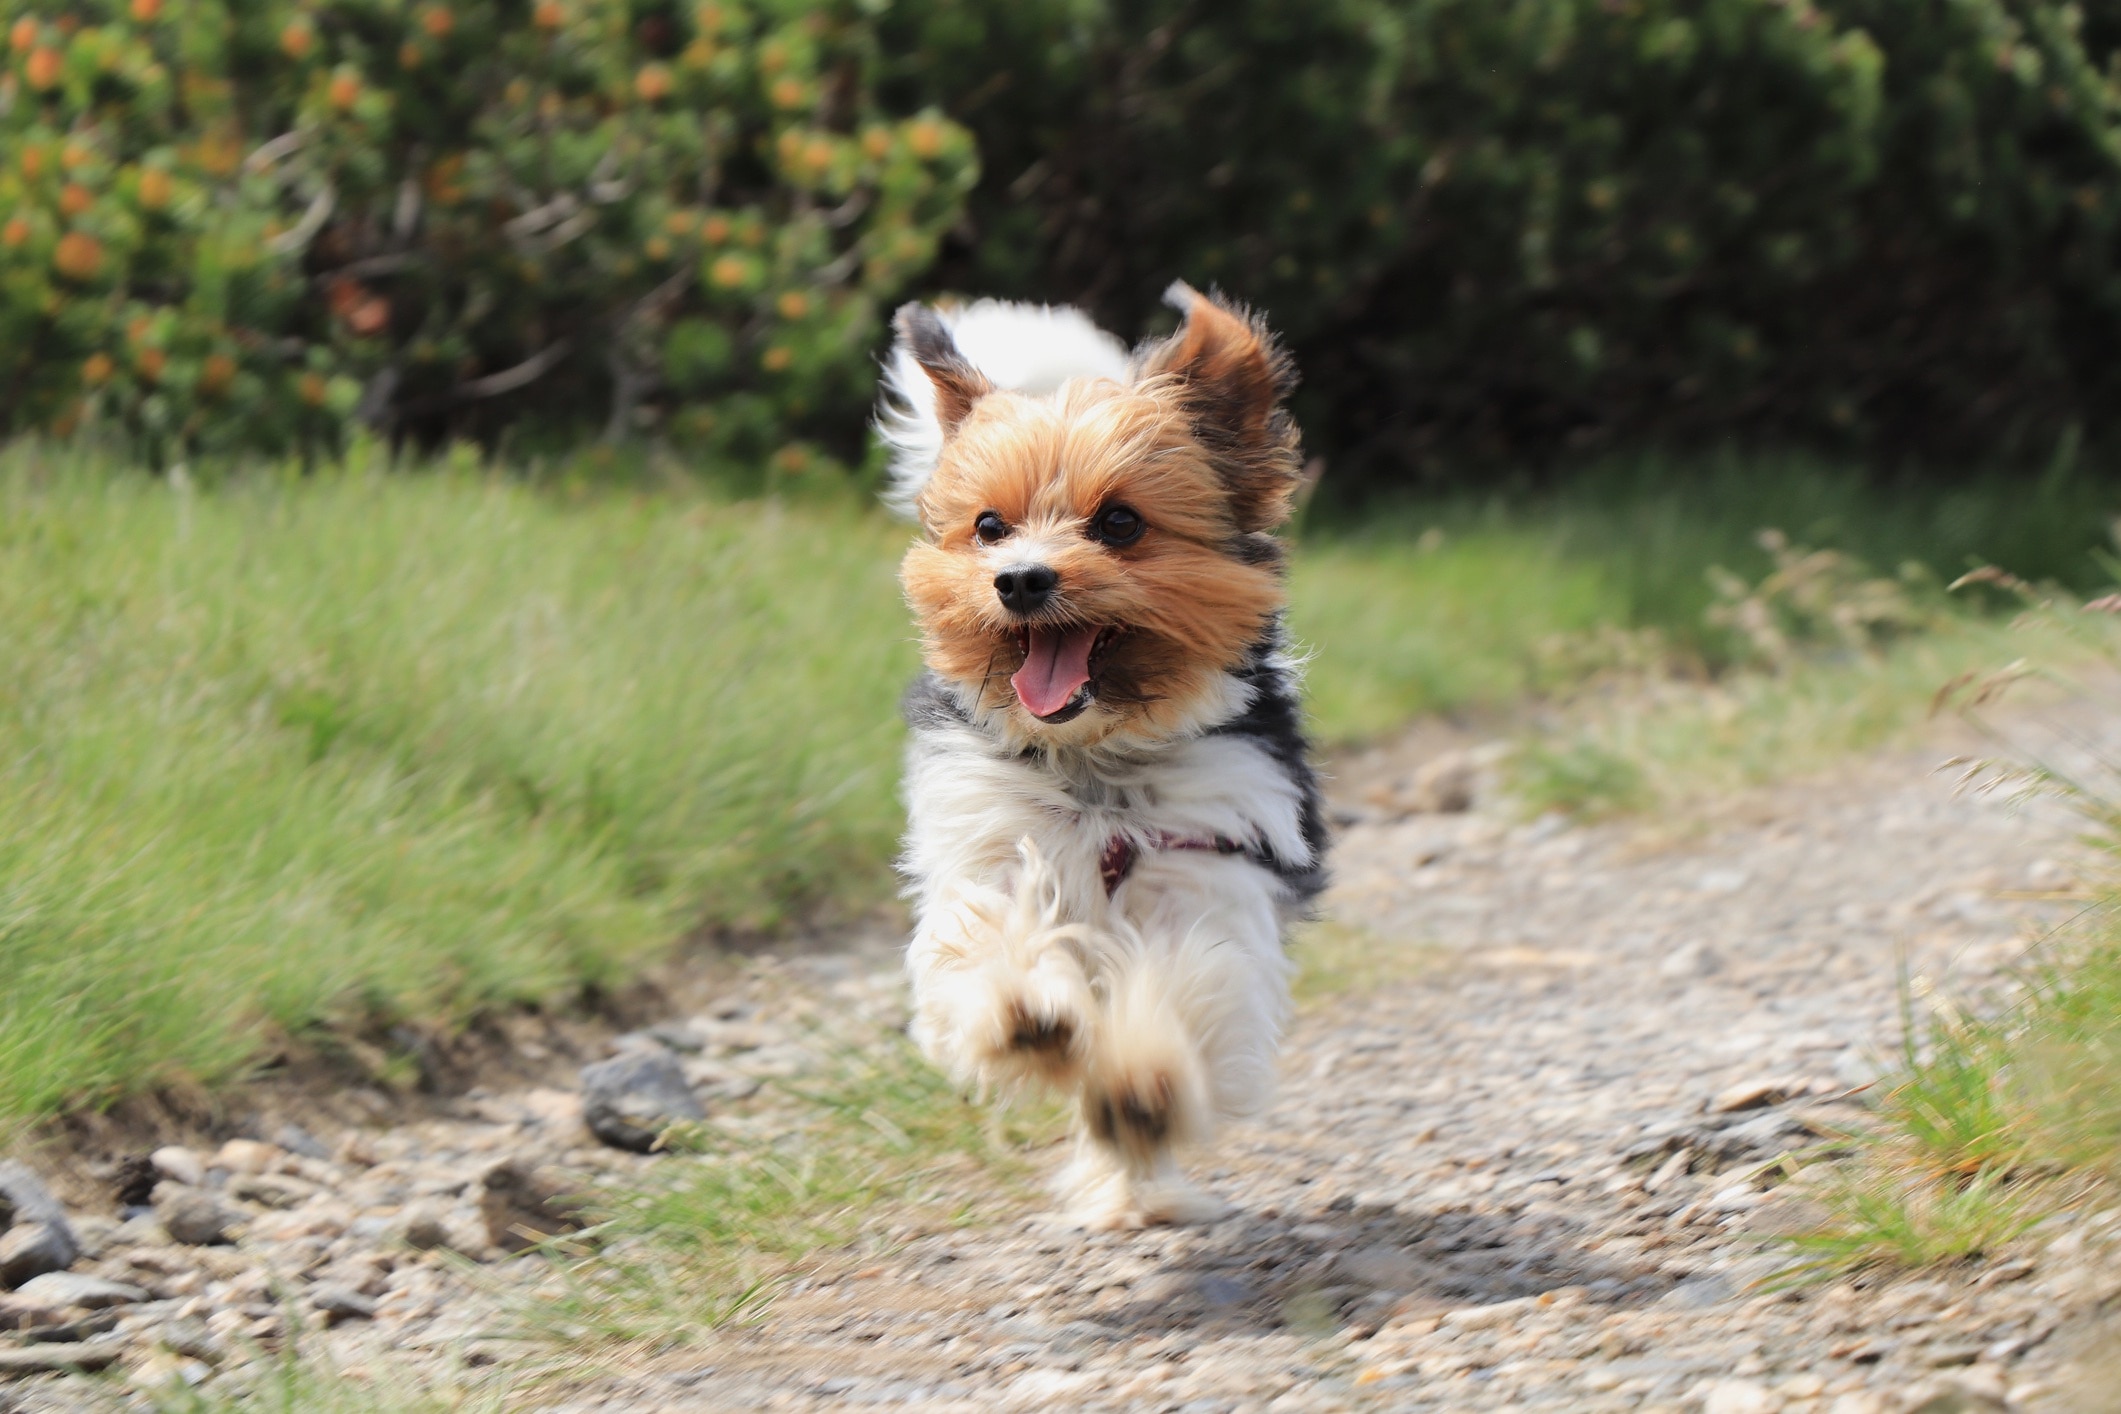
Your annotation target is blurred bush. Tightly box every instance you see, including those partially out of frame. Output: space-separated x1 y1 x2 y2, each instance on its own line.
888 0 2121 478
1 1 973 464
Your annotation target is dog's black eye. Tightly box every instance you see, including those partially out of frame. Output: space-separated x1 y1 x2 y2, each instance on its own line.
1091 505 1144 547
974 511 1009 544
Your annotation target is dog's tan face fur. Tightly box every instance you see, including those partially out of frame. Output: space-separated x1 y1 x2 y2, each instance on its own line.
899 289 1302 749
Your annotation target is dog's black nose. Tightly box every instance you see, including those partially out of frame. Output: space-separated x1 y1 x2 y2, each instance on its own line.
994 564 1058 615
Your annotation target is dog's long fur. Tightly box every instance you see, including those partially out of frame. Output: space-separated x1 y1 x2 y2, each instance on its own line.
881 285 1325 1228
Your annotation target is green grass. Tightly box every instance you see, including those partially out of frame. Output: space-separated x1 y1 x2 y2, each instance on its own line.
1 437 2116 1129
0 440 914 1126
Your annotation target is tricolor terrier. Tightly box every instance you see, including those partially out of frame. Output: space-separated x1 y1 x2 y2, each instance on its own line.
877 283 1326 1229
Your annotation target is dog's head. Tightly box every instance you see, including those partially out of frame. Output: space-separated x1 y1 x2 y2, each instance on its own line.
891 284 1303 750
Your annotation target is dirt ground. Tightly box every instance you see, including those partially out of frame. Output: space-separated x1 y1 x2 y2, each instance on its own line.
6 702 2121 1413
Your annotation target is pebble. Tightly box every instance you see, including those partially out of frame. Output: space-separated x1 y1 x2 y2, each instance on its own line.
212 1138 286 1175
1702 1378 1782 1414
310 1283 380 1324
580 1049 707 1152
149 1146 206 1189
1711 1077 1797 1113
153 1185 240 1246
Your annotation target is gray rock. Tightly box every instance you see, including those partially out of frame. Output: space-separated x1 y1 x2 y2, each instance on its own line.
310 1283 378 1324
580 1049 706 1152
0 1223 76 1289
14 1272 150 1309
154 1185 239 1246
0 1162 79 1287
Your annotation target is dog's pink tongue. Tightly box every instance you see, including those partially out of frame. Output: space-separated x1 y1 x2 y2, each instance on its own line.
1012 626 1098 718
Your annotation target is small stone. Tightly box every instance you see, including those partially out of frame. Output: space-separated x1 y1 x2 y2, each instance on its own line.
1701 1377 1782 1414
309 1283 378 1324
14 1272 150 1308
478 1158 591 1253
1438 1295 1538 1331
580 1049 707 1152
0 1222 76 1289
1712 1077 1797 1113
272 1123 332 1161
400 1204 455 1252
1660 942 1724 979
154 1185 239 1246
0 1162 80 1287
212 1138 286 1175
227 1173 318 1209
0 1340 125 1375
158 1317 227 1364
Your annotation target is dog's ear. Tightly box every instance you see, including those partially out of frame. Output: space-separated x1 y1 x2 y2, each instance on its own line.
1137 281 1302 533
893 303 993 437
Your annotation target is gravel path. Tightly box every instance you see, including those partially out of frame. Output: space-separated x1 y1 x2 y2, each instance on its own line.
6 718 2120 1412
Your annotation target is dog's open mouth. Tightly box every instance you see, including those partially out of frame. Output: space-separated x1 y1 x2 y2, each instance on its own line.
1012 625 1120 723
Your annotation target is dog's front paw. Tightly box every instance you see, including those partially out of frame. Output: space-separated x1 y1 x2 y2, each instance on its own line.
992 972 1090 1086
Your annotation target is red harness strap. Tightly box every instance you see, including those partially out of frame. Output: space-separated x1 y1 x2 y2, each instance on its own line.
1099 832 1247 896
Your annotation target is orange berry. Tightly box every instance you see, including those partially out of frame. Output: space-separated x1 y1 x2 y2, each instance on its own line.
420 7 454 38
1 216 29 247
81 353 114 384
860 127 890 160
664 209 698 236
126 316 151 344
775 290 810 320
61 144 91 170
130 0 162 20
399 42 422 68
328 71 361 110
20 148 42 179
761 346 793 372
298 372 327 406
26 46 62 91
533 1 565 29
279 22 314 60
708 254 747 288
907 119 944 159
347 297 389 337
137 168 172 210
137 347 165 382
757 40 786 75
52 231 102 280
58 184 92 217
769 76 805 110
701 215 730 243
643 235 670 261
8 18 35 52
634 62 671 102
200 352 236 396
